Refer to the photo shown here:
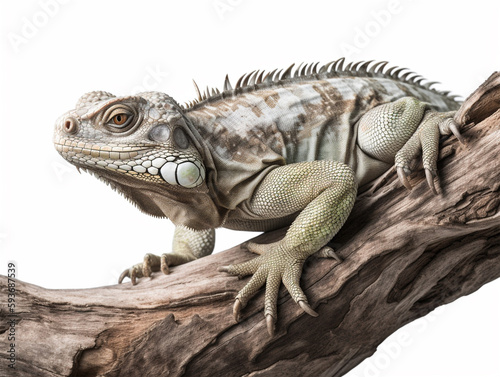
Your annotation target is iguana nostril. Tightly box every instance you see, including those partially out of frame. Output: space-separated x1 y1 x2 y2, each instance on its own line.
63 117 78 134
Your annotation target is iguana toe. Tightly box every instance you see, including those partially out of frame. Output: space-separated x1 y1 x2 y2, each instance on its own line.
425 168 438 195
160 253 170 274
130 266 139 285
143 253 158 277
235 267 267 305
222 258 260 278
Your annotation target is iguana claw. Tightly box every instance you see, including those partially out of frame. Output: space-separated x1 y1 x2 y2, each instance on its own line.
398 166 438 194
233 299 242 322
118 269 129 284
299 300 319 317
266 314 275 336
315 246 342 262
425 168 438 195
397 166 412 191
449 120 465 145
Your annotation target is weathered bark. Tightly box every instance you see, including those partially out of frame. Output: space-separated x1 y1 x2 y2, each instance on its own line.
1 74 499 377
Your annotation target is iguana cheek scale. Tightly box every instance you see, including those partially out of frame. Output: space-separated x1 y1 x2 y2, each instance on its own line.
53 59 463 336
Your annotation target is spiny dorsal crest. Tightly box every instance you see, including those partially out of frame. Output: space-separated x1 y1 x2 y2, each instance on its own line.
183 58 459 110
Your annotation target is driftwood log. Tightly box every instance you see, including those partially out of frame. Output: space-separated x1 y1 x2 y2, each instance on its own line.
1 74 500 377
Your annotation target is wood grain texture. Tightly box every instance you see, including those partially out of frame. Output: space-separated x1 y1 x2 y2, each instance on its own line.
1 74 499 377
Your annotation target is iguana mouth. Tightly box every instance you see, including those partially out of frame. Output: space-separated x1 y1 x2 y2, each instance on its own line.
54 139 206 188
54 140 151 160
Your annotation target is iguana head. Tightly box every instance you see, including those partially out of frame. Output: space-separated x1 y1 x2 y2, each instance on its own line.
54 91 206 190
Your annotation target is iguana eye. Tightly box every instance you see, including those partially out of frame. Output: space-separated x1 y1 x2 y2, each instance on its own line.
102 106 137 133
112 114 129 126
107 112 133 129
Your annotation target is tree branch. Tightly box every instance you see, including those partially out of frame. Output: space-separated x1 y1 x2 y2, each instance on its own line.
1 74 499 377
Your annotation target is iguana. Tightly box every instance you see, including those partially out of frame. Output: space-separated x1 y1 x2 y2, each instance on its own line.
53 59 464 336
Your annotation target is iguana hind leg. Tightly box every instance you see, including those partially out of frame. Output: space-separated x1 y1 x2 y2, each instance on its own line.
118 226 215 285
220 161 357 336
358 96 464 194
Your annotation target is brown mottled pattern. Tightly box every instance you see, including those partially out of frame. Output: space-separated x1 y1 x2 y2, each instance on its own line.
186 75 458 187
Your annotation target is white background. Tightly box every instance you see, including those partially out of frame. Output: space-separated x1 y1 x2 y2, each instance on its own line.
1 1 499 376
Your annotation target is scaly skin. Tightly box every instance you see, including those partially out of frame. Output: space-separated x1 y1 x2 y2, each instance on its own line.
119 227 215 284
219 160 357 334
53 60 464 336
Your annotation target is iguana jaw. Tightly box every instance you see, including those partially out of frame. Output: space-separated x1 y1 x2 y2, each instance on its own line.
54 135 206 188
53 139 151 162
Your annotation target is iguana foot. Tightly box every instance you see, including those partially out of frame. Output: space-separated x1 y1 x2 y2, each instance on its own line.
118 252 194 285
358 96 465 195
118 253 155 285
219 241 319 336
395 112 464 194
118 227 215 285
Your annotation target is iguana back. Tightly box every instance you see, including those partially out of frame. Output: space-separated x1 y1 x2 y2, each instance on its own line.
181 60 459 211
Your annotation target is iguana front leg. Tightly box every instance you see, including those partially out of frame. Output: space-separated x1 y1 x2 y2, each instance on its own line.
220 161 357 335
118 226 215 285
